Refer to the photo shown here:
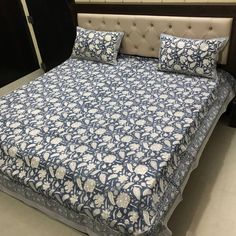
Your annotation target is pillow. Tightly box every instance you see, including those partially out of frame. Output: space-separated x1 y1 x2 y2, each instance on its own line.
71 27 124 65
158 34 228 79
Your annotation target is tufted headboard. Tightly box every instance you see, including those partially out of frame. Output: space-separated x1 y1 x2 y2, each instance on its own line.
77 14 232 65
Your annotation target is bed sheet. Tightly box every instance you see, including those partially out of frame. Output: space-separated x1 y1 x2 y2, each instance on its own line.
0 54 235 235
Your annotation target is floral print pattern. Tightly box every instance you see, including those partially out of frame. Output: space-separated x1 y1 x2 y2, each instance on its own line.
72 27 124 65
158 34 227 79
0 54 235 235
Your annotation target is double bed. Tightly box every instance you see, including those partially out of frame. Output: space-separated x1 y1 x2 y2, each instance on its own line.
0 9 236 236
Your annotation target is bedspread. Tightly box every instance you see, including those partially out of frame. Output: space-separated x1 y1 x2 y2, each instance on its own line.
0 55 235 235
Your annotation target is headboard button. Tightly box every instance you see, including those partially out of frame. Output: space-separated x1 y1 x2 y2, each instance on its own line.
209 26 213 30
88 20 91 24
135 45 138 49
169 25 172 29
102 21 105 24
142 34 145 38
133 22 136 26
150 23 154 27
188 26 192 29
117 22 120 25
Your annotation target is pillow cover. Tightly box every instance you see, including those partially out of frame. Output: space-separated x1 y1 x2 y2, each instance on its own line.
72 27 124 65
158 34 228 79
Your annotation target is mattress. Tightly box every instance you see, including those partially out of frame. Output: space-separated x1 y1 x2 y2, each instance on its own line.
0 54 235 235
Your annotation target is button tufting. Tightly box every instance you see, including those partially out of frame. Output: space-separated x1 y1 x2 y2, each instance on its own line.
142 34 145 38
135 45 138 49
188 25 192 29
150 23 154 27
169 25 172 29
133 22 136 26
152 48 155 51
102 21 105 24
88 20 91 23
209 26 213 30
117 22 120 25
126 34 129 37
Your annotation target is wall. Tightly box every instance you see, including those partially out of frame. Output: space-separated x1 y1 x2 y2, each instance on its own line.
75 0 236 3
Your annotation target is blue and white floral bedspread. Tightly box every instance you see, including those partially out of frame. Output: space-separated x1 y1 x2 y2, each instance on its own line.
0 55 235 235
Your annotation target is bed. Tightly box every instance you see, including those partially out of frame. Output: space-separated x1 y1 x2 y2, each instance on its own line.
0 12 236 236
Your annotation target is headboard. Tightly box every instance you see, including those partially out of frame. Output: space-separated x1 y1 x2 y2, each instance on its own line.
69 2 236 78
78 14 232 65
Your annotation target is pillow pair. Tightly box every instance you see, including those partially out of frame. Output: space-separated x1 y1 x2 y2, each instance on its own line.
72 26 227 79
72 27 124 65
158 34 228 79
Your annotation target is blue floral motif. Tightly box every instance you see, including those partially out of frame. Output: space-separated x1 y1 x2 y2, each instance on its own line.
158 34 227 79
0 54 235 235
72 27 124 65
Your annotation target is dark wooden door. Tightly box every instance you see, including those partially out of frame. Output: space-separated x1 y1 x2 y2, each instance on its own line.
26 0 76 71
0 0 39 87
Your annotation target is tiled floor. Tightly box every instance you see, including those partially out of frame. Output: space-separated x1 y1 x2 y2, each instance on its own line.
168 120 236 236
0 71 236 236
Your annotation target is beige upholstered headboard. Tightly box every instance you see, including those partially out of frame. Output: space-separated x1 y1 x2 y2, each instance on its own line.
77 14 233 64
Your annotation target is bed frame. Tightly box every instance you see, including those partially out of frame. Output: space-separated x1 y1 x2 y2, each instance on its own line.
69 2 236 76
77 14 231 64
67 1 236 127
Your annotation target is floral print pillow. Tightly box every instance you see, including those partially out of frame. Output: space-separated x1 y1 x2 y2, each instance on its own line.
158 34 228 79
72 27 124 65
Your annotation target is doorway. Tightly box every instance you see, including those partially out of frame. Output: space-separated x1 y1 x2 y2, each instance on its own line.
0 0 39 87
25 0 76 71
